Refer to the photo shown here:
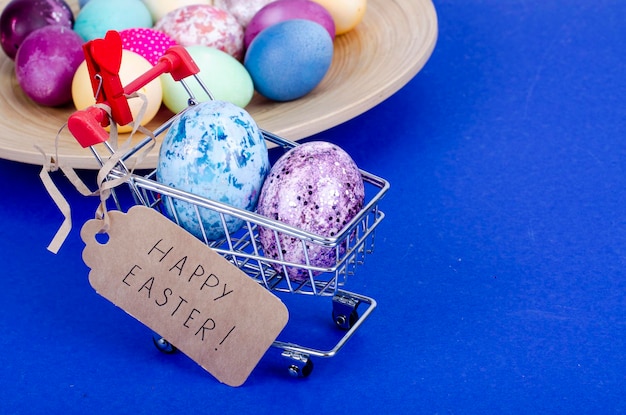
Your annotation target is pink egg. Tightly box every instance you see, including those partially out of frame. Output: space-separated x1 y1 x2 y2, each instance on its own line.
15 25 84 106
154 5 244 60
244 0 335 49
119 28 178 66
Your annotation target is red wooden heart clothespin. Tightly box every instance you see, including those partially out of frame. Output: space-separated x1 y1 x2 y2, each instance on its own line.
68 30 201 148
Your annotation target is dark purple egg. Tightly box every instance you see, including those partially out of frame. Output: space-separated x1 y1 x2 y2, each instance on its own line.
15 25 84 106
0 0 74 60
244 0 334 49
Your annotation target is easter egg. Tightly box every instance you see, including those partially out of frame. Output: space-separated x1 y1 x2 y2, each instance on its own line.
142 0 212 22
213 0 276 28
157 100 270 241
257 141 365 281
72 50 163 132
161 45 253 114
15 25 84 106
310 0 366 35
154 5 244 60
73 0 152 42
244 0 335 48
119 27 177 66
0 0 74 60
244 19 333 102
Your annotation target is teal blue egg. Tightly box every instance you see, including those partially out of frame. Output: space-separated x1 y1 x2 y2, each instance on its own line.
74 0 153 42
156 100 270 241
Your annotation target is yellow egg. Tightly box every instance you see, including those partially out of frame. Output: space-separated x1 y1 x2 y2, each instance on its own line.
310 0 367 35
71 50 163 133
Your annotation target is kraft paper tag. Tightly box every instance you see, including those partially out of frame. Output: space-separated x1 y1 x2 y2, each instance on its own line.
80 205 289 387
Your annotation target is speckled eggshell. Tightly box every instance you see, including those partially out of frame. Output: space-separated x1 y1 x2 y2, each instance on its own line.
154 5 244 60
244 19 333 102
257 141 365 280
213 0 277 27
157 100 270 241
119 28 177 66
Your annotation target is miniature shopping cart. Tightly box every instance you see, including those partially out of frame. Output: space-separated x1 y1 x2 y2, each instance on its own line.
68 31 389 377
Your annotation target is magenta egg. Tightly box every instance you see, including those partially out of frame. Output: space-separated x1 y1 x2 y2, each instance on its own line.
0 0 74 60
15 25 84 106
244 0 335 49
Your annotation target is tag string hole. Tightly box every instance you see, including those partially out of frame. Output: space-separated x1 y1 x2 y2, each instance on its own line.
95 232 110 245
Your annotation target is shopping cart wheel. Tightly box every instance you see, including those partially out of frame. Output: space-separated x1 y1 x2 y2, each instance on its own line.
332 294 360 330
152 333 177 354
282 351 314 378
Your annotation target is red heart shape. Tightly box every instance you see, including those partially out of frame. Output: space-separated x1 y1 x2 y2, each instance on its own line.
89 31 123 74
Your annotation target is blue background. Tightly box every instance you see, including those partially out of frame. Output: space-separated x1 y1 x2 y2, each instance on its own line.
2 1 626 413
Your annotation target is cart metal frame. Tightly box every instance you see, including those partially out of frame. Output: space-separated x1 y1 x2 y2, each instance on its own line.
69 32 389 376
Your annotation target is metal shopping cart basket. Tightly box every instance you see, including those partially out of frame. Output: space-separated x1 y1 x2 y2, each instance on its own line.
66 31 389 377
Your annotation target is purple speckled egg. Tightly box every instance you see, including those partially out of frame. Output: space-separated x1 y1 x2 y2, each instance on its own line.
15 25 84 106
257 141 365 281
244 0 335 49
0 0 74 60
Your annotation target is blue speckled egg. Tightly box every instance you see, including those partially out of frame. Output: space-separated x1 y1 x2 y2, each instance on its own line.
257 141 365 280
244 19 333 102
157 100 270 241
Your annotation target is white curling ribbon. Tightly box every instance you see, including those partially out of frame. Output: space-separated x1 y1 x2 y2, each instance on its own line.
39 92 156 253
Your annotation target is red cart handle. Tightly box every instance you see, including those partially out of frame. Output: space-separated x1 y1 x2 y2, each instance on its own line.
68 30 200 148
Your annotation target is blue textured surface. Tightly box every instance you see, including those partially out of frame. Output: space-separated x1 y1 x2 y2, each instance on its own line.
244 19 333 101
157 100 270 240
2 1 626 413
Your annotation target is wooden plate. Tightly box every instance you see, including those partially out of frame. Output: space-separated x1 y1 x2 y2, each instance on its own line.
0 0 437 169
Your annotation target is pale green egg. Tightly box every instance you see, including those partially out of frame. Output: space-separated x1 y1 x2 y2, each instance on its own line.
161 45 254 114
